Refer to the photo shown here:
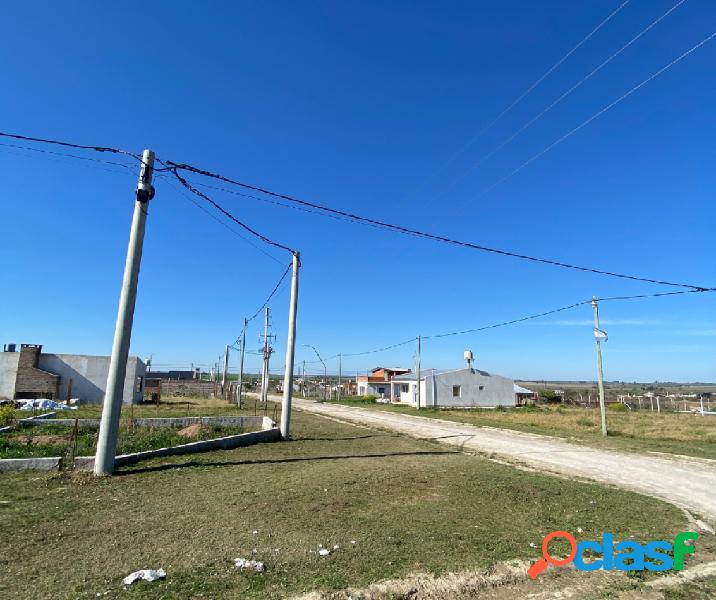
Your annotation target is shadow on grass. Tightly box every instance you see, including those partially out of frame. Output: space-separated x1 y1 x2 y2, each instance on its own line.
297 433 403 442
116 449 459 476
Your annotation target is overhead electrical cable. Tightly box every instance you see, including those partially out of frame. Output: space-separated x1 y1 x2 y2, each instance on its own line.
302 288 712 361
471 28 716 200
166 160 712 292
424 0 631 181
156 173 285 265
436 0 688 199
170 167 296 254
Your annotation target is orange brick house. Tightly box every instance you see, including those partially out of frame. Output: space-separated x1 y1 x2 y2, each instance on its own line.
356 367 411 399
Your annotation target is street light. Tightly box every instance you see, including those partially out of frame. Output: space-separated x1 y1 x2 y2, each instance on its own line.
304 344 327 402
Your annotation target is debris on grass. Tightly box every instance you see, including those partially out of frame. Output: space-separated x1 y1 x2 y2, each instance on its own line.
318 548 331 556
122 568 166 585
234 558 266 572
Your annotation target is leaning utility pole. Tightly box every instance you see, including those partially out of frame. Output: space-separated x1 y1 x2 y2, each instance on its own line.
222 344 229 394
260 307 271 403
416 335 421 410
592 296 608 436
280 251 300 439
237 318 247 407
95 149 155 476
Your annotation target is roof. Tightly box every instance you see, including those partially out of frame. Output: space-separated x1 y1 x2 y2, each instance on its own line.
392 368 491 381
514 384 534 394
371 367 410 373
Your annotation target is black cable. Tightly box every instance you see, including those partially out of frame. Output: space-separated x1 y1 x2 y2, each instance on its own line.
156 173 285 266
230 261 293 348
425 289 710 339
166 161 712 292
171 168 295 255
0 131 141 160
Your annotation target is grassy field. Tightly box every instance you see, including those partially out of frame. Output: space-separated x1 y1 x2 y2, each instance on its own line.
0 398 703 599
332 399 716 460
0 396 262 459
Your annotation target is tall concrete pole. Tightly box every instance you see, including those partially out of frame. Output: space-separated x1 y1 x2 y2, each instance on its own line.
280 252 300 439
592 296 608 436
222 344 229 392
302 360 306 398
95 149 155 476
237 319 247 407
416 335 421 410
261 307 270 403
338 353 342 402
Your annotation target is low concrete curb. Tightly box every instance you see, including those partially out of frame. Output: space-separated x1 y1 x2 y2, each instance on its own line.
74 427 281 471
0 411 58 434
17 415 271 430
0 457 62 472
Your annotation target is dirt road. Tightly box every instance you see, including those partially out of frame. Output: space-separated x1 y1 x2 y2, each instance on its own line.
290 398 716 522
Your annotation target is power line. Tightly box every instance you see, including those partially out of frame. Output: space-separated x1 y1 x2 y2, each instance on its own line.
156 173 285 265
472 27 716 201
0 141 138 173
0 131 142 161
166 160 712 291
170 168 295 255
230 261 293 348
302 288 712 361
435 0 687 200
421 1 631 184
426 288 709 339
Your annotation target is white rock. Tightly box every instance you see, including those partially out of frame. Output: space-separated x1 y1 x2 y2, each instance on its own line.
234 558 265 572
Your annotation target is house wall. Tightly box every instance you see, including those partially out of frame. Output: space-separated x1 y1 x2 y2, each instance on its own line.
38 354 146 404
429 369 514 407
365 382 391 398
0 352 20 400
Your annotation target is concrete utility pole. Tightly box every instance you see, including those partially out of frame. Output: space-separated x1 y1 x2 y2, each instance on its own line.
261 307 271 404
237 318 247 407
95 149 155 476
416 335 421 410
337 353 342 402
222 344 229 392
304 344 326 402
280 251 300 439
591 296 608 437
302 360 306 397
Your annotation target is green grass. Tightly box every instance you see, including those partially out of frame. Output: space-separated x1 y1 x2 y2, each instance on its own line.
0 423 248 459
327 401 716 460
0 403 692 599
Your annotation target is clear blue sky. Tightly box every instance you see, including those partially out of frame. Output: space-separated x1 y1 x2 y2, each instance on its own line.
1 1 714 382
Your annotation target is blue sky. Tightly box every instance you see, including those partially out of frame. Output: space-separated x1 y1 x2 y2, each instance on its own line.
1 1 714 382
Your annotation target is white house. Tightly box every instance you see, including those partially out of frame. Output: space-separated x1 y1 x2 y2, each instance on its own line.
390 367 516 408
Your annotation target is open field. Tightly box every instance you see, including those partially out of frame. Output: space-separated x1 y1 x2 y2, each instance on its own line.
0 396 262 459
0 399 707 599
332 399 716 460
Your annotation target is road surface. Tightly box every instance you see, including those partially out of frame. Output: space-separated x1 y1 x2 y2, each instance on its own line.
288 397 716 522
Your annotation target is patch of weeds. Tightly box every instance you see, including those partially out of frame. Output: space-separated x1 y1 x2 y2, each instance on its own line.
576 418 596 427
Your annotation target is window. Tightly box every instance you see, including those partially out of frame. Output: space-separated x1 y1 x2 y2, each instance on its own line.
135 376 144 393
401 384 409 393
479 385 484 391
378 387 385 394
452 385 461 398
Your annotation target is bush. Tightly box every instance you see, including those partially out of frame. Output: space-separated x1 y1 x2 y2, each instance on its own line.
0 404 15 427
608 403 628 412
576 417 595 427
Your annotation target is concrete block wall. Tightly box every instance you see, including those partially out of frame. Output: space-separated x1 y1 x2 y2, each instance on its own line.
160 380 217 397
